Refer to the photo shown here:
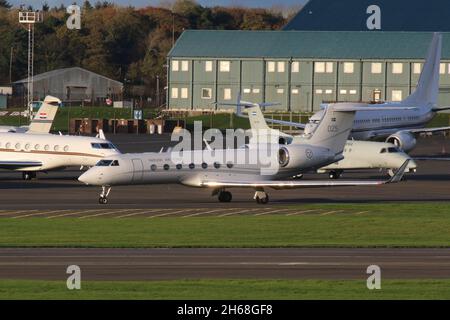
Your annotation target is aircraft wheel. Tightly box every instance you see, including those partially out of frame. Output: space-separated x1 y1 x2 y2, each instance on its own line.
255 194 269 204
387 169 396 177
329 170 342 179
22 172 35 180
218 191 232 203
99 197 108 204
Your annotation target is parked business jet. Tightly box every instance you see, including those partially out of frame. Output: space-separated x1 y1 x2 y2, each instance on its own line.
0 96 120 180
79 103 409 204
253 33 450 152
244 102 417 179
0 96 60 134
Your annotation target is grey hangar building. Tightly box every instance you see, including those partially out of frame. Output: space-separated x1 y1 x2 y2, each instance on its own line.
166 0 450 113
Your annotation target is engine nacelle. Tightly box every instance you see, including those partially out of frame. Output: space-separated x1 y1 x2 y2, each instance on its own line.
278 145 334 171
385 132 416 152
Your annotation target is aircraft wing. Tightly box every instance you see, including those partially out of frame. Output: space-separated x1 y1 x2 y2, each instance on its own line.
406 126 450 134
0 161 42 169
263 118 306 129
201 161 409 189
414 157 450 161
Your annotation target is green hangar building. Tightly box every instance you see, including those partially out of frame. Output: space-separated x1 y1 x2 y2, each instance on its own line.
167 0 450 112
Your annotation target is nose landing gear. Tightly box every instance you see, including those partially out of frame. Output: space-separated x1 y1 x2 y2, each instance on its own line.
22 172 36 180
99 186 111 204
254 190 269 204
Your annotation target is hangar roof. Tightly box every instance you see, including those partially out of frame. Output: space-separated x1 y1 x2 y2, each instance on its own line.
169 30 450 60
284 0 450 31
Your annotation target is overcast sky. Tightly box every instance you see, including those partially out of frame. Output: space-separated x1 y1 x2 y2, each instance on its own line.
9 0 307 9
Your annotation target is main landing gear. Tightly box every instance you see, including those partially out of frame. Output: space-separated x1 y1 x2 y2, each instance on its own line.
254 190 269 204
218 190 232 203
99 186 111 204
22 172 36 180
328 170 343 180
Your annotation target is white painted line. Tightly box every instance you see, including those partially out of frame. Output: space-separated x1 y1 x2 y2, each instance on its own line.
254 208 290 216
218 208 259 217
182 208 228 218
12 209 70 219
10 210 40 218
46 209 106 219
79 208 134 219
285 209 319 216
0 210 30 216
320 210 344 216
115 209 157 219
354 211 370 215
147 209 183 218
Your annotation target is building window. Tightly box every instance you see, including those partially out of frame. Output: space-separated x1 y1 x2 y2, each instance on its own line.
243 88 251 94
171 87 178 99
392 90 403 101
276 88 284 94
267 61 276 73
219 61 230 72
180 88 188 99
325 89 333 94
252 88 260 94
292 88 299 94
315 62 333 73
201 88 212 99
205 61 213 72
223 88 232 100
440 63 447 74
172 60 179 72
371 62 382 74
343 62 354 74
340 89 347 94
349 89 357 95
413 63 422 74
277 61 285 73
181 60 189 72
392 63 403 74
291 61 300 73
315 89 323 94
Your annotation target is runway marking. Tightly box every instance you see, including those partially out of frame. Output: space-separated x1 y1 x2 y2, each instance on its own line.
115 209 157 219
285 209 319 216
147 209 181 218
46 209 106 219
254 208 290 216
0 210 31 216
320 210 344 216
182 208 227 218
79 208 133 219
9 210 40 218
12 209 70 219
218 208 259 217
354 211 370 215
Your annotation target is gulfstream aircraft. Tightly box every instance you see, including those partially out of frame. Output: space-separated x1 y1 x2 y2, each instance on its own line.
244 102 417 179
0 96 120 180
0 95 60 133
251 33 450 152
78 103 409 204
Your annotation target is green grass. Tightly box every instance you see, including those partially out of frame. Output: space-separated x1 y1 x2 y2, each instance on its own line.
1 279 450 299
1 203 450 248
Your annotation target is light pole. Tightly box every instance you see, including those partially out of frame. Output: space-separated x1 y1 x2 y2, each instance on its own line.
156 75 160 108
18 9 43 121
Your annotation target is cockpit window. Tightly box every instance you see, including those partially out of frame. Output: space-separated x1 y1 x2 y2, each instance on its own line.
96 160 113 166
91 143 117 150
380 148 386 153
388 147 399 153
111 160 120 166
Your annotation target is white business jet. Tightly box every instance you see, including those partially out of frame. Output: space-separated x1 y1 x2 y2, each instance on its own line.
78 103 410 204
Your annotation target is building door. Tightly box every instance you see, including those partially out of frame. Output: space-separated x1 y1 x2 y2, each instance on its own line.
372 89 382 102
132 159 144 182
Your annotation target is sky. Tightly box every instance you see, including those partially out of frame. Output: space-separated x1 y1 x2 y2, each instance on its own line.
9 0 307 9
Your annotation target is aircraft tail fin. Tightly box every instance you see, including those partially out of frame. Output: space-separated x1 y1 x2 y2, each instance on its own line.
402 32 442 108
27 95 60 134
246 106 272 131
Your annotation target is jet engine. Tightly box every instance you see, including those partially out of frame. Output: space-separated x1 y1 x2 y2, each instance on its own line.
277 145 333 171
385 132 417 152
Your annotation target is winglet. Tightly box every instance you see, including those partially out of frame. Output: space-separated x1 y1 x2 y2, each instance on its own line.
387 159 410 183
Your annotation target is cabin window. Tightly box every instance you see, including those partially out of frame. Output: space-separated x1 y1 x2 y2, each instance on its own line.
15 143 21 149
34 144 40 150
201 162 208 169
5 142 11 149
64 145 69 152
226 162 234 169
24 143 30 150
189 163 195 169
151 164 157 171
176 164 182 170
214 162 221 169
54 145 59 151
163 164 170 170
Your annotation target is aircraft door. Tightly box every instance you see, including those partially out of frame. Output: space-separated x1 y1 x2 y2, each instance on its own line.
132 159 144 182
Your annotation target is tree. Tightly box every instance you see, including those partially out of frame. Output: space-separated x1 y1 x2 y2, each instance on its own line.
0 0 11 9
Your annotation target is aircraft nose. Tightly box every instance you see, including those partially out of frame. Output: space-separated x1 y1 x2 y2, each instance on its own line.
78 169 100 185
408 158 418 170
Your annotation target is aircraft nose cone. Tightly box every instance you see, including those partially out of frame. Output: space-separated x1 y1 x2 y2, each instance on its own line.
78 170 97 185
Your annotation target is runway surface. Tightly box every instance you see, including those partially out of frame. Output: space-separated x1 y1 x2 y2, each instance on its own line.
0 135 448 209
1 248 450 281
